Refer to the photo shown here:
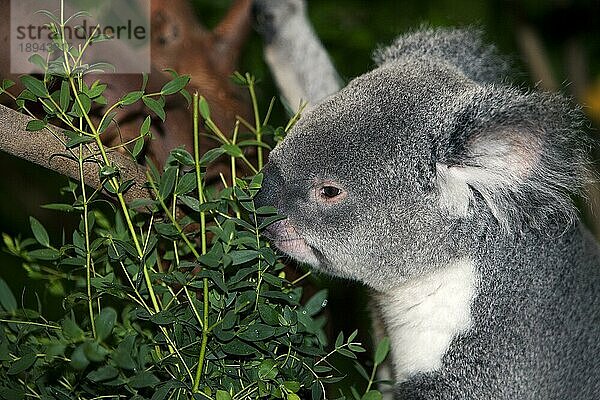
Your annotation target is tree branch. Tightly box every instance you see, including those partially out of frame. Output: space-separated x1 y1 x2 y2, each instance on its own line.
0 104 152 203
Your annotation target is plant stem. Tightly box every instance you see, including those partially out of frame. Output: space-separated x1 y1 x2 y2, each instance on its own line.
246 73 263 170
0 319 60 329
79 144 96 338
192 93 210 392
365 363 378 393
69 75 160 314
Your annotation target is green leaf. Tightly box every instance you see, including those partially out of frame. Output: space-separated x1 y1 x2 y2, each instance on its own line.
348 343 366 353
0 387 24 400
199 96 210 119
0 278 17 312
216 390 232 400
64 131 94 147
354 362 370 381
174 173 197 195
154 223 179 238
258 215 286 230
95 307 117 341
132 137 145 158
234 290 256 313
283 381 301 393
7 353 37 375
161 75 190 95
287 394 301 400
26 119 46 132
303 289 328 317
143 96 166 121
221 339 256 356
28 54 46 70
20 75 47 97
62 318 85 340
362 391 383 400
238 323 276 341
221 144 243 158
311 382 323 400
17 89 36 103
256 206 278 215
230 72 247 86
179 195 201 212
83 341 109 362
29 216 50 247
119 180 135 194
313 365 332 374
99 111 117 133
158 166 177 199
71 344 90 370
220 310 237 330
374 337 391 365
140 115 151 136
170 148 195 166
121 90 143 105
199 147 226 166
258 304 280 326
259 247 277 266
28 248 60 260
195 245 221 270
87 365 119 382
335 332 345 348
338 347 357 359
230 249 259 265
1 79 15 92
149 310 176 325
258 359 278 380
73 93 91 117
193 270 227 293
59 80 71 110
237 139 272 150
261 291 300 306
113 335 136 370
88 83 107 98
99 164 118 179
179 87 192 105
129 371 160 389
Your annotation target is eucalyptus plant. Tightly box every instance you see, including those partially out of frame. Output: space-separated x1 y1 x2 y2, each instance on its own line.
0 3 390 399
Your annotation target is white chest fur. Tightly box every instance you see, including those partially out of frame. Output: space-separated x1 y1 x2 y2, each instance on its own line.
375 258 478 383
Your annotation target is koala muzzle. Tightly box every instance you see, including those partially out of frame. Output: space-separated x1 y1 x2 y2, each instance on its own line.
254 162 283 210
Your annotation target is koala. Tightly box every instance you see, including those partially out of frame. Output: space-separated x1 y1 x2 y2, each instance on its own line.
252 0 342 109
255 27 600 399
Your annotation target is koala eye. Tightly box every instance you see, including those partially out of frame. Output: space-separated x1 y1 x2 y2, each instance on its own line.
321 186 341 198
314 182 347 204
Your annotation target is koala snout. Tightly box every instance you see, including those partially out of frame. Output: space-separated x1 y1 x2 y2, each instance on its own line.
263 219 321 266
255 162 283 210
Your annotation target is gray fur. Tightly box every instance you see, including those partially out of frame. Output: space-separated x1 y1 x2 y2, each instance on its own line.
253 0 342 108
256 27 600 398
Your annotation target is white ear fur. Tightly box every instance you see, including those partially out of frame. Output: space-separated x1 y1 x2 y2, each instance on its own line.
436 131 541 223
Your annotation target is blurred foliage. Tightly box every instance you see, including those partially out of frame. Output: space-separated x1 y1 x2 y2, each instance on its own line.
193 0 600 121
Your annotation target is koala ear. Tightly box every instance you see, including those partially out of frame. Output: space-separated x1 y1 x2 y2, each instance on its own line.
436 126 541 220
435 87 589 230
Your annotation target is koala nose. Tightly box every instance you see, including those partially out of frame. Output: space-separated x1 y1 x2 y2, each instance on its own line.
254 162 283 210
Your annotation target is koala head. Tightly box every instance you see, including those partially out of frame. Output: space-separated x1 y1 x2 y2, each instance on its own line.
256 28 589 291
252 0 306 43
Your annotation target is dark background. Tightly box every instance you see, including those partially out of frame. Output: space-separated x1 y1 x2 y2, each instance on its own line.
1 0 600 382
